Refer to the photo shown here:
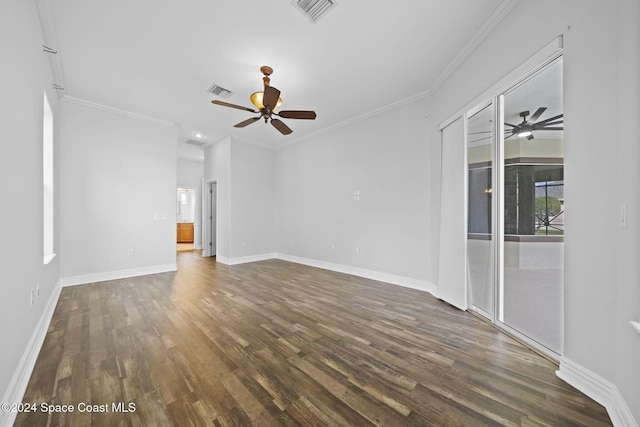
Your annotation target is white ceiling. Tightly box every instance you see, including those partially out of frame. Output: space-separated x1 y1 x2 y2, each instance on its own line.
45 0 514 160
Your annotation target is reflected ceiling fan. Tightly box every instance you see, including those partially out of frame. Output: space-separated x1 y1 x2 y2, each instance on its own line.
505 107 563 140
211 66 316 135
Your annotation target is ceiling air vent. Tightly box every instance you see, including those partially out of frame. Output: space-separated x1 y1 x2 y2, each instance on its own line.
207 84 233 99
291 0 337 23
185 139 207 147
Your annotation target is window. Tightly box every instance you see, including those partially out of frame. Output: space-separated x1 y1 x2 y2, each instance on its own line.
535 178 564 235
503 163 564 236
43 92 55 264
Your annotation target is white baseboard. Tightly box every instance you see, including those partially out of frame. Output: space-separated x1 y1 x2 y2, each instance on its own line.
0 281 62 427
556 358 637 427
60 263 177 287
214 253 277 266
274 253 437 296
215 256 231 265
215 252 437 296
228 253 277 266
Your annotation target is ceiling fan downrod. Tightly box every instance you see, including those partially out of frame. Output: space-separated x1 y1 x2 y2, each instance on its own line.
260 65 273 88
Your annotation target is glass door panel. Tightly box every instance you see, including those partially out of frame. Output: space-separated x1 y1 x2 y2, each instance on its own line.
500 58 564 354
467 103 495 318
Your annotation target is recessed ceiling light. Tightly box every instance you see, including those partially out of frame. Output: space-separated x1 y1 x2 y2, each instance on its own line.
193 132 203 138
185 139 207 147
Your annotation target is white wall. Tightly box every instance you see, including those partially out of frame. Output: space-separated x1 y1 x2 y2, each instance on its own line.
429 0 639 422
614 0 640 418
59 99 178 280
0 0 61 411
230 139 275 260
203 137 276 263
177 158 204 249
275 97 432 281
204 138 231 259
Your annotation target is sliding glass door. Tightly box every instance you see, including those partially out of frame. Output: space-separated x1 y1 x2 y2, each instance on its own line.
467 103 495 319
467 57 564 357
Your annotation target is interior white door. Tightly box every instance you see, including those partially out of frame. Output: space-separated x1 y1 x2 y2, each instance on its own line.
210 182 217 257
438 117 467 310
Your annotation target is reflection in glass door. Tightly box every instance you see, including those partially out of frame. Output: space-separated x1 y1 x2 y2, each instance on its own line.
500 58 564 354
466 57 564 357
467 103 495 319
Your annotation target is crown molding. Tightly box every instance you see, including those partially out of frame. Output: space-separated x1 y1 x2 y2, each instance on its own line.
63 95 176 128
428 0 521 94
274 0 520 150
274 89 431 150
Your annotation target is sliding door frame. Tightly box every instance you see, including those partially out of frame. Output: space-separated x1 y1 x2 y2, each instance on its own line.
439 37 564 353
463 52 564 361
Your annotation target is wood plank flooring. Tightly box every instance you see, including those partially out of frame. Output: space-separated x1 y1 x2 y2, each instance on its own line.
16 251 611 426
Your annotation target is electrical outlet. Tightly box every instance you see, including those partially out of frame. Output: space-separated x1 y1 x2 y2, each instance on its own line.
242 240 247 247
127 248 134 256
328 244 335 251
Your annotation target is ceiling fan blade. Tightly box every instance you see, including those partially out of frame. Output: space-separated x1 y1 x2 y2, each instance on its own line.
536 126 564 131
212 100 257 113
504 122 519 128
533 122 563 130
263 86 281 110
534 113 563 125
534 119 563 127
277 110 317 120
271 118 292 135
234 117 260 128
530 107 547 122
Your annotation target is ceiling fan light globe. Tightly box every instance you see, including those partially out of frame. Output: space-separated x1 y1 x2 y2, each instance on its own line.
517 130 532 138
250 92 283 111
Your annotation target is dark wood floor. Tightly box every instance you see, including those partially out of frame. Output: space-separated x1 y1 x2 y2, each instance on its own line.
16 251 611 426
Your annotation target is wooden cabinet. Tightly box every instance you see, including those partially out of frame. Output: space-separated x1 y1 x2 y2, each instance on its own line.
177 222 194 243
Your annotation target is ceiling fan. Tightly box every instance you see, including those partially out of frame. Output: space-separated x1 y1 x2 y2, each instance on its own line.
505 107 563 140
211 66 316 135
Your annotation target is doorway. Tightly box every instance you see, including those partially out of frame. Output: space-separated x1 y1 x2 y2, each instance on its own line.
466 57 564 357
177 187 196 251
